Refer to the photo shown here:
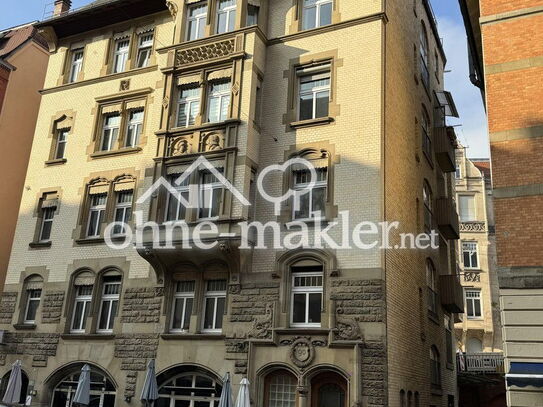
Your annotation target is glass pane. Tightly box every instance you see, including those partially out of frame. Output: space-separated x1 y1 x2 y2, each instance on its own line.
474 300 481 317
99 301 111 330
220 95 230 121
308 293 322 323
303 6 316 30
41 220 52 241
319 384 344 407
312 186 326 216
210 188 221 217
467 299 473 316
172 298 184 329
72 301 84 329
109 300 118 329
217 13 227 34
26 300 39 321
183 298 193 330
319 2 332 26
198 18 206 39
315 90 329 118
188 20 198 41
295 191 310 219
463 251 470 267
208 97 220 123
299 93 313 120
56 140 66 159
87 211 99 236
204 298 215 329
215 297 225 329
228 10 236 32
471 252 478 268
293 293 306 323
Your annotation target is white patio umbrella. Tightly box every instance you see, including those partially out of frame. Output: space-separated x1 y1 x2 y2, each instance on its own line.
72 364 91 406
140 359 159 407
234 378 250 407
218 372 233 407
2 360 22 405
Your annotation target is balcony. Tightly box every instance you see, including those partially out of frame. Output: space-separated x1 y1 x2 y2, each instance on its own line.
459 221 486 233
435 198 460 240
434 127 456 173
458 353 505 374
439 273 464 313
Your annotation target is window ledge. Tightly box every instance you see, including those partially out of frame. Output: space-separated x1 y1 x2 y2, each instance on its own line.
160 333 226 340
160 118 242 136
274 328 329 335
45 158 67 166
61 334 115 340
75 237 105 245
29 241 52 249
13 323 36 330
90 146 142 159
290 117 334 129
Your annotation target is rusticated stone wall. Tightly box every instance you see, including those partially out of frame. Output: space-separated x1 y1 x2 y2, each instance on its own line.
121 287 163 323
0 332 60 367
41 291 64 324
330 279 385 322
229 282 280 322
0 292 17 324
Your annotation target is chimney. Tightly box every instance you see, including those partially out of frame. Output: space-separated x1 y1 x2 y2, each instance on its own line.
53 0 71 16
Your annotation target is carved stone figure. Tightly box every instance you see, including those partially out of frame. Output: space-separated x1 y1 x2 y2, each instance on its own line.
205 133 223 151
172 138 189 156
279 336 327 368
334 307 362 341
166 0 178 18
248 303 273 339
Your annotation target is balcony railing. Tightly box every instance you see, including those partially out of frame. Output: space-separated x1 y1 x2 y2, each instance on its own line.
435 198 460 240
458 353 505 374
434 127 456 173
460 222 486 233
439 273 464 313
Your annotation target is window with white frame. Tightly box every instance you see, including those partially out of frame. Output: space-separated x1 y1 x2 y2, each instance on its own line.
100 114 121 151
113 191 133 235
124 109 144 147
302 0 333 30
71 285 93 333
459 195 476 222
298 66 330 121
39 207 55 242
170 281 195 332
136 32 153 68
199 169 223 219
465 289 482 319
87 193 108 238
55 129 68 159
265 371 297 407
426 259 437 316
247 4 259 26
113 38 130 73
68 49 84 83
202 279 226 332
166 175 190 221
291 265 323 327
177 85 201 127
24 289 41 324
207 79 231 123
462 241 479 269
216 0 236 34
420 23 430 89
187 3 208 41
293 168 327 220
422 107 432 159
97 276 121 332
455 161 462 179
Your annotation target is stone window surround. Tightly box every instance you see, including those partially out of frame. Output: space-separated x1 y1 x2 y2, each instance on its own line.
74 173 137 243
45 111 76 166
63 267 125 336
29 188 63 249
12 266 50 330
163 263 229 336
14 274 45 329
89 88 153 158
58 41 90 86
288 0 342 35
283 50 342 131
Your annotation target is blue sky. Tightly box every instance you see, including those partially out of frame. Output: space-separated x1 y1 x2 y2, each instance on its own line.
1 0 489 158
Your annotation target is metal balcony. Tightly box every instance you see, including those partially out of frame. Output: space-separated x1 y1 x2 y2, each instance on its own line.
439 273 464 313
435 198 460 240
434 126 456 173
458 353 505 374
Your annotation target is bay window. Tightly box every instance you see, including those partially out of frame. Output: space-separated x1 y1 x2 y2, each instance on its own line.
202 280 226 332
187 3 208 41
71 285 93 333
291 265 323 327
166 175 190 221
216 0 236 34
207 79 231 123
177 85 201 127
170 281 195 332
199 169 223 219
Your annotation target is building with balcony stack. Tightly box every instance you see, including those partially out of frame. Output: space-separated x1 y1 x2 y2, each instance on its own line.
0 0 462 406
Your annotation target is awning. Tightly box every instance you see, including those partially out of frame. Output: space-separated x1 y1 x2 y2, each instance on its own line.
507 362 543 388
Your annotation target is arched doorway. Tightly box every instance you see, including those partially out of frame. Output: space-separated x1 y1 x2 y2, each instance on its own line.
0 368 29 404
263 369 298 407
156 366 222 407
50 364 116 406
310 371 347 407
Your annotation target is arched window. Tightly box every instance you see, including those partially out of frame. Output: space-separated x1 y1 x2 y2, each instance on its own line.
157 371 222 407
21 274 44 325
423 180 432 232
400 390 406 407
466 337 483 354
311 371 347 407
414 391 420 407
407 390 413 407
421 107 432 161
97 270 122 333
70 270 95 334
290 259 324 328
430 346 441 387
51 365 116 406
419 23 429 88
264 370 297 407
0 369 29 404
426 259 437 316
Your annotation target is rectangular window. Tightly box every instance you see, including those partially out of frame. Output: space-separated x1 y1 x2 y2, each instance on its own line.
98 277 121 332
113 39 130 73
187 3 208 41
113 191 133 235
247 4 259 26
207 79 231 123
202 279 226 332
171 281 195 332
39 207 55 242
465 289 482 319
459 195 476 222
199 170 223 219
55 129 68 159
177 85 201 127
136 33 153 68
291 271 323 327
455 162 462 179
68 49 84 83
125 109 144 147
24 289 41 323
293 168 327 220
166 175 190 221
216 0 236 34
298 70 330 121
302 0 332 30
71 285 93 333
101 114 121 151
462 241 479 269
87 193 107 238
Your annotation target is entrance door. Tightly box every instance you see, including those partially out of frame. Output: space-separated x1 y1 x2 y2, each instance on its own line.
310 372 347 407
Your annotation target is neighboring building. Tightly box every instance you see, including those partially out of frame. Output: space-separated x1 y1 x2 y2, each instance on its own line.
454 147 505 407
0 0 462 406
460 0 543 405
0 23 49 293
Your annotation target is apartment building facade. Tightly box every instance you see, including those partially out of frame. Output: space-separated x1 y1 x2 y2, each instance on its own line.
460 0 543 405
0 0 461 406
